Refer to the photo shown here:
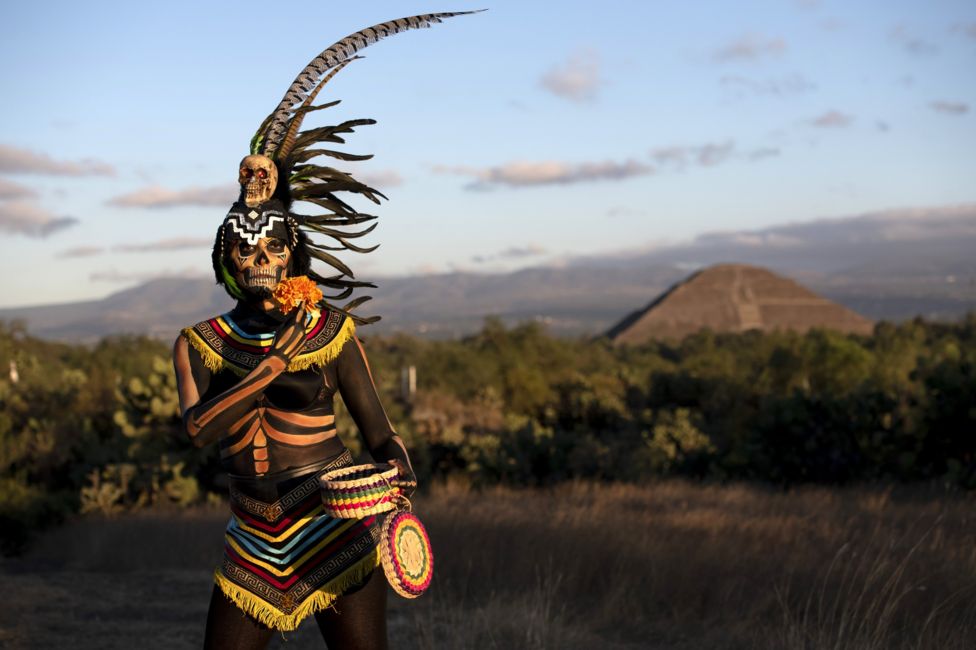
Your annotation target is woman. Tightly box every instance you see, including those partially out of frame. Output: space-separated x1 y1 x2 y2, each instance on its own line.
174 222 412 648
171 12 474 648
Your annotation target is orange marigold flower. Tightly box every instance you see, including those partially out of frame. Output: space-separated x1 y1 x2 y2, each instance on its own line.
273 276 324 314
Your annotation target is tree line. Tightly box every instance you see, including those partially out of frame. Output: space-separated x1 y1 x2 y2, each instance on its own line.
1 315 973 552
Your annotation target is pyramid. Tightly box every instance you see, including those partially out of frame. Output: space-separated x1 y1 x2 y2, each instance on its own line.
607 264 874 343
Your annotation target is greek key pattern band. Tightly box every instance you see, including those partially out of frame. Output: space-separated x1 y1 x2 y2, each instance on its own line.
229 450 353 522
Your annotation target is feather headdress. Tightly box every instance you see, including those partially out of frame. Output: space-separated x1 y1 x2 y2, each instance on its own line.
217 11 481 324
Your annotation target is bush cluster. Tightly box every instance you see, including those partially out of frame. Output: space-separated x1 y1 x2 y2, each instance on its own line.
1 315 973 552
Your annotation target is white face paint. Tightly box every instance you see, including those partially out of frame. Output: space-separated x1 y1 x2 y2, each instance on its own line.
230 236 291 294
238 154 278 207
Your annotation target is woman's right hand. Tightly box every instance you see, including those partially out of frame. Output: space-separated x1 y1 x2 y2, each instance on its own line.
268 305 307 365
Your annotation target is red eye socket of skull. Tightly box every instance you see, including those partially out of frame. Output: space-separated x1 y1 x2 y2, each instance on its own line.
256 169 268 179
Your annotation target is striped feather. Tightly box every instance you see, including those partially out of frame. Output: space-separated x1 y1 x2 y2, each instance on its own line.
276 59 359 162
259 11 482 157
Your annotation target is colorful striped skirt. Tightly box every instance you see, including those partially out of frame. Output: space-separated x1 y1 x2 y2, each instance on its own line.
213 451 380 631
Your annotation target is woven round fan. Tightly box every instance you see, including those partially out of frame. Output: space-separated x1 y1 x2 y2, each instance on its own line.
379 510 433 598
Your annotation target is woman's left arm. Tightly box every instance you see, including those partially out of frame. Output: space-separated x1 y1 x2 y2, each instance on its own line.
336 334 416 491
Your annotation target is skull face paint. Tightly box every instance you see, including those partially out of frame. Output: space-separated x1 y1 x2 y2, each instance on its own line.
239 154 278 207
230 236 291 297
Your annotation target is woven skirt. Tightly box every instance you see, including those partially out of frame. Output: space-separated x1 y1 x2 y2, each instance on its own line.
213 450 381 631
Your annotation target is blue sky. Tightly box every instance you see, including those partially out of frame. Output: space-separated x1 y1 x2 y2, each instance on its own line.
1 0 974 307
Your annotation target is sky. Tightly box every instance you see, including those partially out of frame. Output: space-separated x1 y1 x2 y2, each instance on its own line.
1 0 974 307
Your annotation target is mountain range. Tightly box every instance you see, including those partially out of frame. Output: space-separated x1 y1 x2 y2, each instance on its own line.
3 204 975 342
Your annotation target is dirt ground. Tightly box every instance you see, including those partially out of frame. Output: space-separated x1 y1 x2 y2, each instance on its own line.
2 482 974 650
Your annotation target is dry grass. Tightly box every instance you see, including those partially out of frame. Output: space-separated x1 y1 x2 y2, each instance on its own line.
1 482 974 649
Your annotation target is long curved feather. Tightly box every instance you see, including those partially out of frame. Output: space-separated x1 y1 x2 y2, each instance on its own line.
276 59 359 162
260 10 483 157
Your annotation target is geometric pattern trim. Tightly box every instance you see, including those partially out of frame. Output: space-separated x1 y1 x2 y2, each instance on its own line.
230 451 353 524
182 306 354 377
214 458 380 631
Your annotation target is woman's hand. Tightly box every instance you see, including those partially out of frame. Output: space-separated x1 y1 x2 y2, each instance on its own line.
388 458 417 499
267 305 307 366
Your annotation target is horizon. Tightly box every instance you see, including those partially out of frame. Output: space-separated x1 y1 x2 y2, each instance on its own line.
2 1 975 308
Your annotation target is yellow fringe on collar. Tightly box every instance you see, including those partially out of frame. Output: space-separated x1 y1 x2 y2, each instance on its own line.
286 315 355 373
180 315 355 377
213 547 380 632
181 327 229 374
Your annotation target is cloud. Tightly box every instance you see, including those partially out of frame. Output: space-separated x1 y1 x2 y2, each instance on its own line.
106 184 237 208
0 201 78 237
929 100 969 115
651 141 736 169
472 244 547 264
113 237 213 253
539 49 602 102
606 206 647 218
696 231 805 248
432 159 652 190
809 110 854 127
720 74 815 97
889 26 938 56
89 268 205 283
748 147 781 161
714 35 786 62
60 245 105 258
0 178 37 200
356 170 403 188
0 144 114 176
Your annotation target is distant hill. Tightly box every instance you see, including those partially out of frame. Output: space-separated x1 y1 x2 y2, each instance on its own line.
608 264 873 343
3 205 974 341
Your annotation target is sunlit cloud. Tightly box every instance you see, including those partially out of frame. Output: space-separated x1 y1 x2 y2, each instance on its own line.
113 237 213 253
0 178 37 200
713 34 786 62
720 74 815 97
356 170 404 188
809 110 854 128
929 100 969 115
0 144 114 176
539 48 603 103
89 268 205 283
106 184 237 208
472 244 547 264
0 201 78 237
432 159 652 190
651 141 736 169
60 246 105 258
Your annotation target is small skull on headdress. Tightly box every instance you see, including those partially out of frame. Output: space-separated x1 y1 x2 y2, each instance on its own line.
239 154 278 207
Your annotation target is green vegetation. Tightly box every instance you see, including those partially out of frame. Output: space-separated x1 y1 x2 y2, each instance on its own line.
1 315 974 553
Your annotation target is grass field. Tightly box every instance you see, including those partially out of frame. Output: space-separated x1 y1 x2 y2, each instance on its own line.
1 481 973 649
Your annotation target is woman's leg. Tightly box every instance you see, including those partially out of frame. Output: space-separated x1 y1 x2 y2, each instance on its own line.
203 585 275 650
314 568 389 650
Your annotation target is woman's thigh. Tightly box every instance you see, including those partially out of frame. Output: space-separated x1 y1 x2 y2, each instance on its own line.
203 585 275 650
314 568 388 650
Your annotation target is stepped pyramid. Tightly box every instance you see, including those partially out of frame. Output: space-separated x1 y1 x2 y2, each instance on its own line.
607 264 873 343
